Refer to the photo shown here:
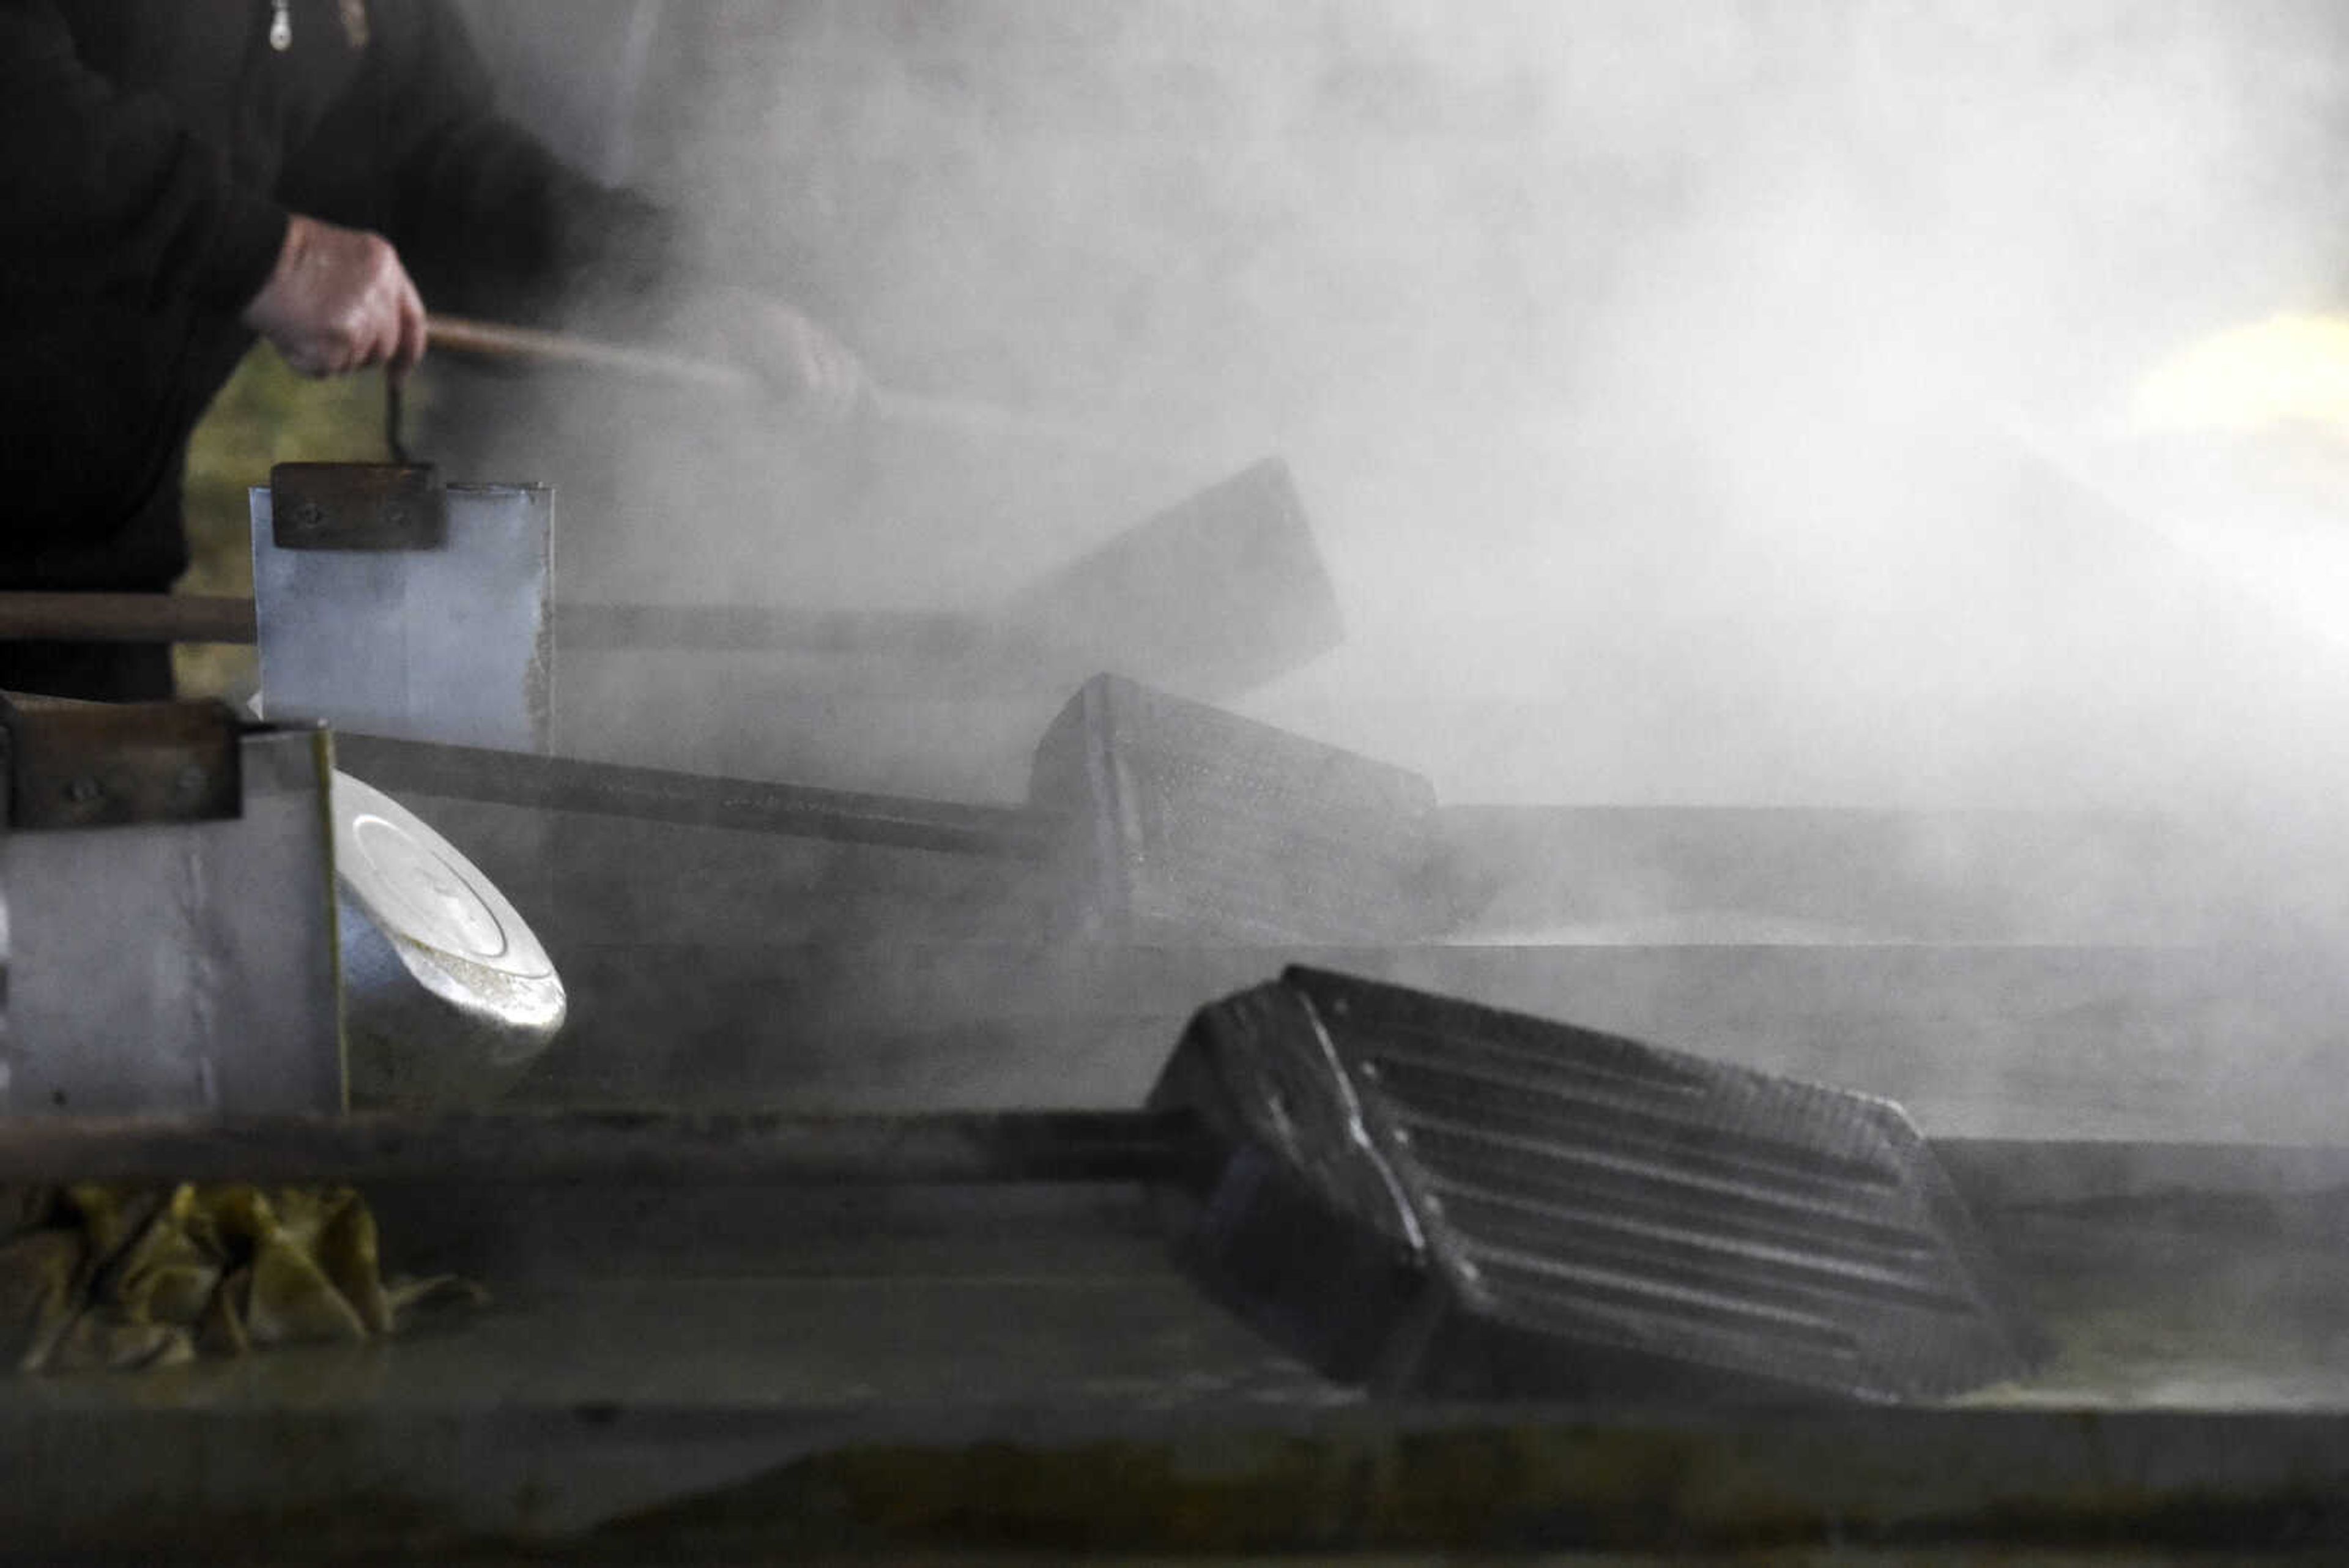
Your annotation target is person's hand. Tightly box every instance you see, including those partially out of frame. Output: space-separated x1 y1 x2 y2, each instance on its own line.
240 214 428 382
688 288 867 420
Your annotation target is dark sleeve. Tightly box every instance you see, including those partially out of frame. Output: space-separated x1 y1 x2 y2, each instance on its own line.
0 0 286 308
288 0 702 325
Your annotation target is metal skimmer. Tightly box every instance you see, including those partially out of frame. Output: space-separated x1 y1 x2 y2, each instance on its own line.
1153 968 2044 1402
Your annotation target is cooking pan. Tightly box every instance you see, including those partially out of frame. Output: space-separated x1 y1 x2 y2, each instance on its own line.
331 768 565 1107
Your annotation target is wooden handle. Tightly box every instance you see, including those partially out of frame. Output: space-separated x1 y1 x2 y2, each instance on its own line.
428 313 755 393
0 593 256 645
427 313 1155 461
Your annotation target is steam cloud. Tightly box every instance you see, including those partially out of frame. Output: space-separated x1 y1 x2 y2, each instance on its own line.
417 0 2349 1132
447 0 2349 816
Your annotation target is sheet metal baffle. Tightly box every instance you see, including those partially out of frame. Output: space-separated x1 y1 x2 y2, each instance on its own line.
251 464 553 752
253 459 561 937
0 697 341 1116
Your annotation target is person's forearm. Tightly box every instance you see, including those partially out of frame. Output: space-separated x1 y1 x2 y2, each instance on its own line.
286 0 695 326
332 0 849 398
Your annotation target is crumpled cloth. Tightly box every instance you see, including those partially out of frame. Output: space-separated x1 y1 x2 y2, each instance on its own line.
0 1182 481 1374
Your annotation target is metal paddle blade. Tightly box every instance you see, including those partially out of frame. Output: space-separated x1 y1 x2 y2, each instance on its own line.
1149 967 2044 1403
1003 459 1345 699
1029 675 1444 943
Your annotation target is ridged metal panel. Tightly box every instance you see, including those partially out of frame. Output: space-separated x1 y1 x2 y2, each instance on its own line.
1034 676 1441 943
1283 968 2040 1401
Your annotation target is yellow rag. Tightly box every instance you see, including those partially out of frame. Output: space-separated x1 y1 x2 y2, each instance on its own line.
0 1182 479 1374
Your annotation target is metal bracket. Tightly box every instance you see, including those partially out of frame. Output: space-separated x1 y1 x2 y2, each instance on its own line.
0 697 244 830
269 463 447 551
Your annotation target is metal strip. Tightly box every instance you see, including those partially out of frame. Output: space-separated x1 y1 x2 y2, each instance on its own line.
0 1107 1200 1185
0 697 242 830
333 734 1054 858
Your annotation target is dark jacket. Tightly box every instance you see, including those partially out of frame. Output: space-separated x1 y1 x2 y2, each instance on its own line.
0 0 682 590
